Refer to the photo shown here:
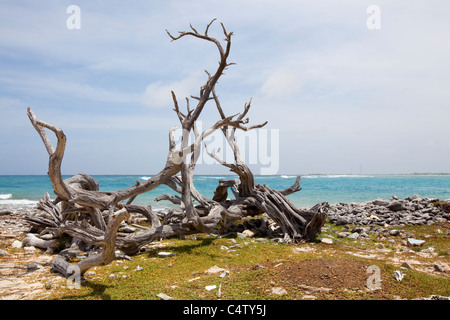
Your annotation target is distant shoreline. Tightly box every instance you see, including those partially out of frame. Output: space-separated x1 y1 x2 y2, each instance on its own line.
1 173 450 177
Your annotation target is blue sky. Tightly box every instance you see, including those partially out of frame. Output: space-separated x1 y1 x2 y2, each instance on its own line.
1 0 450 175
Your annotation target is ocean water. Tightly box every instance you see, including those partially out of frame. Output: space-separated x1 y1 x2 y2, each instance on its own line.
1 174 449 210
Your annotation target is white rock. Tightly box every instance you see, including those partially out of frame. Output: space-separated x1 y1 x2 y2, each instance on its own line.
158 251 176 257
271 287 288 295
320 238 333 244
407 238 425 247
157 293 173 300
205 285 217 291
347 232 359 240
393 270 405 281
11 240 22 248
239 229 255 238
205 265 229 274
134 266 143 271
123 226 136 233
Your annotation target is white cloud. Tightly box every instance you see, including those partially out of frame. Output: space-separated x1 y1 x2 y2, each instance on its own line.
141 74 204 108
260 67 304 99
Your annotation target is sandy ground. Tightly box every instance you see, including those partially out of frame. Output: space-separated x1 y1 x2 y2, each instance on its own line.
0 210 66 300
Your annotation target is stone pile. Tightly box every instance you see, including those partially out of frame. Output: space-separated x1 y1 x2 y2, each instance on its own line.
327 195 450 227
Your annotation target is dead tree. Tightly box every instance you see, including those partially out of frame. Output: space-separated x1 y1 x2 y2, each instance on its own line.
25 19 328 277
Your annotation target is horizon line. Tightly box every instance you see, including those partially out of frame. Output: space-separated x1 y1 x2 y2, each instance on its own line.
1 172 450 176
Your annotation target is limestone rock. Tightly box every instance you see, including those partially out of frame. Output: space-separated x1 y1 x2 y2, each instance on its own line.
320 238 333 244
387 201 405 212
157 293 173 300
11 240 22 248
433 262 450 273
271 287 288 296
347 232 359 240
407 238 425 247
205 265 229 275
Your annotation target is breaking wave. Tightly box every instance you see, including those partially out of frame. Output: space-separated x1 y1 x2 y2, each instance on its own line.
281 175 296 179
303 175 374 179
0 198 38 209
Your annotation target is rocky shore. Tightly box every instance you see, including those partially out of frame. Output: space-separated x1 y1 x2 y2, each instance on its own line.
327 194 450 227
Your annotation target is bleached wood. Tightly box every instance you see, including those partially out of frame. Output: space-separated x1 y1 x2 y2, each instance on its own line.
26 20 328 276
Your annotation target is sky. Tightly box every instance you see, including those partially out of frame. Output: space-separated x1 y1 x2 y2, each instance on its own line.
1 0 450 175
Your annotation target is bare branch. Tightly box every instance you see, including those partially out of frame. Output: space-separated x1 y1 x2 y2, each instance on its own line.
204 18 217 35
279 176 302 196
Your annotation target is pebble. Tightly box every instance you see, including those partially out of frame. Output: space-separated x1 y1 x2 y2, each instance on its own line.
433 262 450 273
337 232 351 238
347 232 359 240
238 229 255 238
157 252 176 257
27 263 39 271
320 238 333 244
401 262 414 270
407 238 425 247
205 265 229 275
157 293 173 300
11 240 22 248
24 246 36 252
271 287 288 296
205 285 217 291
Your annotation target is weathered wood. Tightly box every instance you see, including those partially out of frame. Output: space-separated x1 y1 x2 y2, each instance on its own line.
279 176 302 196
22 233 58 252
51 208 129 276
123 204 161 227
26 20 329 278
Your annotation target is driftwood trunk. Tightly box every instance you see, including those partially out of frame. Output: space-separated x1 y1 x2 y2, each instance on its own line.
25 20 328 276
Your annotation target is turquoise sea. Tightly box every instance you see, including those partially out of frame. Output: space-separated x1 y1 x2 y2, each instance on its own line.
1 174 449 210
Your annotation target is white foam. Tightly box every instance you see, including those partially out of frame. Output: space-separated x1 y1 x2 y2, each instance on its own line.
0 193 12 200
0 199 38 209
140 176 152 181
281 175 295 178
303 175 374 179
